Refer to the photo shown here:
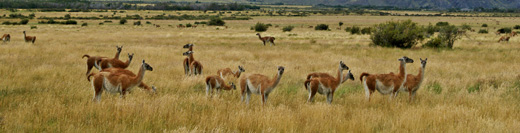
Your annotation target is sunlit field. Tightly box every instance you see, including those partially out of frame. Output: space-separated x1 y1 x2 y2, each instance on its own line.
1 10 520 132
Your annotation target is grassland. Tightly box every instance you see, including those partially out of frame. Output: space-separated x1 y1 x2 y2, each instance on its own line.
1 10 520 132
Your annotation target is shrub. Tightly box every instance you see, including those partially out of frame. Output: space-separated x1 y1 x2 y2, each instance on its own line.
146 21 151 24
361 27 372 34
253 22 269 32
482 24 488 27
350 26 360 34
344 27 352 32
339 22 343 28
119 19 127 24
30 26 37 29
425 23 439 35
2 21 12 25
282 25 294 32
461 23 472 30
478 29 488 34
133 21 141 26
497 27 512 33
64 20 77 25
370 20 425 49
423 25 461 49
199 21 207 25
514 25 520 29
64 14 71 19
19 19 29 25
99 22 104 25
436 22 449 27
81 23 88 27
208 17 225 26
186 23 192 27
104 20 112 23
315 24 329 30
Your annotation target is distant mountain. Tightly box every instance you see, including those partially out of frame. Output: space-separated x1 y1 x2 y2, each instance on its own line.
253 0 520 9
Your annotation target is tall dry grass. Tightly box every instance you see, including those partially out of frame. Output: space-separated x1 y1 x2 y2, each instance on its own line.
1 12 520 132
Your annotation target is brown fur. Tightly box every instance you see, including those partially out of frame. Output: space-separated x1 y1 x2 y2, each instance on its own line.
498 36 510 42
402 58 427 101
1 34 10 43
83 46 122 76
217 66 245 80
23 31 36 44
205 75 236 97
183 51 203 76
182 44 193 75
240 66 284 105
306 71 354 85
360 56 414 101
90 67 156 93
511 31 517 37
256 33 275 46
304 61 349 104
89 60 153 101
97 53 133 70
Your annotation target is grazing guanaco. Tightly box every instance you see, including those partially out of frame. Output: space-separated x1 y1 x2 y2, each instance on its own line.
182 44 194 75
306 69 355 84
23 31 36 44
400 58 427 101
498 36 510 42
205 75 236 97
82 46 123 76
240 66 285 105
303 61 350 104
88 60 153 101
217 65 245 80
511 31 517 37
1 34 10 43
182 51 203 75
359 56 414 101
256 33 276 46
95 53 134 70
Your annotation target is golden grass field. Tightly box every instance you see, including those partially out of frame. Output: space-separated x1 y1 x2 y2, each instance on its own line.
1 10 520 132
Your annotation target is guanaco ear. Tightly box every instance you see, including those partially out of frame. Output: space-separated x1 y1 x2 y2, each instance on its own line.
425 58 428 61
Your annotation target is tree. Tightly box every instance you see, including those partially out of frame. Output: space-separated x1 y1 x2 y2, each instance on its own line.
370 20 425 48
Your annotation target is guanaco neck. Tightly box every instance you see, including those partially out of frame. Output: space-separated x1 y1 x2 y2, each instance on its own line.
23 32 26 39
234 70 242 78
188 46 193 51
132 64 146 86
417 64 425 83
399 61 408 88
222 83 233 90
257 34 263 40
188 54 195 64
268 73 283 89
114 51 121 59
125 57 132 66
336 66 343 86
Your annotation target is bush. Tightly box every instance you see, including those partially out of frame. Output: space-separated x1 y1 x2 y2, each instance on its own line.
423 25 461 49
482 24 488 27
2 21 12 25
361 27 372 34
119 19 127 24
253 22 269 32
497 27 512 33
514 25 520 29
315 24 329 30
282 25 294 32
104 20 112 23
99 22 104 25
186 23 192 27
461 23 472 30
425 23 439 35
208 17 225 26
19 19 29 25
478 29 488 34
30 26 37 29
370 20 425 49
344 27 352 32
133 21 141 26
146 21 151 24
64 20 77 25
81 23 88 27
436 22 449 27
350 26 361 34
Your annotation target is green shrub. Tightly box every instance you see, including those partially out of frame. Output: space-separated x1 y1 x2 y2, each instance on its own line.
253 22 269 32
423 25 461 49
427 82 442 94
2 21 12 25
133 21 141 26
282 25 294 32
350 26 361 34
344 27 352 32
425 23 439 35
482 24 488 27
119 19 127 24
468 83 481 93
30 26 37 29
370 20 425 49
81 23 88 26
436 22 449 27
208 17 225 26
186 23 192 27
104 20 112 23
478 29 488 34
64 20 77 25
461 23 472 30
146 21 151 24
315 24 329 30
361 27 372 34
99 22 104 25
514 25 520 29
497 27 512 33
19 19 29 25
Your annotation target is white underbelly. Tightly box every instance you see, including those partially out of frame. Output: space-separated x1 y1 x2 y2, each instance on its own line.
317 83 331 94
246 79 261 94
375 80 394 95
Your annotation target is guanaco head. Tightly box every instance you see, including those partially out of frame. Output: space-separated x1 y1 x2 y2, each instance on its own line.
182 51 193 56
116 46 123 53
229 82 236 90
420 58 428 68
256 33 260 36
142 60 153 71
339 61 349 70
128 53 134 61
23 31 26 34
183 44 194 48
238 65 245 72
277 66 285 75
346 70 355 81
398 56 414 63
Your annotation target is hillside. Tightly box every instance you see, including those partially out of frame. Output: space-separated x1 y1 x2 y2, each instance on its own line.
254 0 520 9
